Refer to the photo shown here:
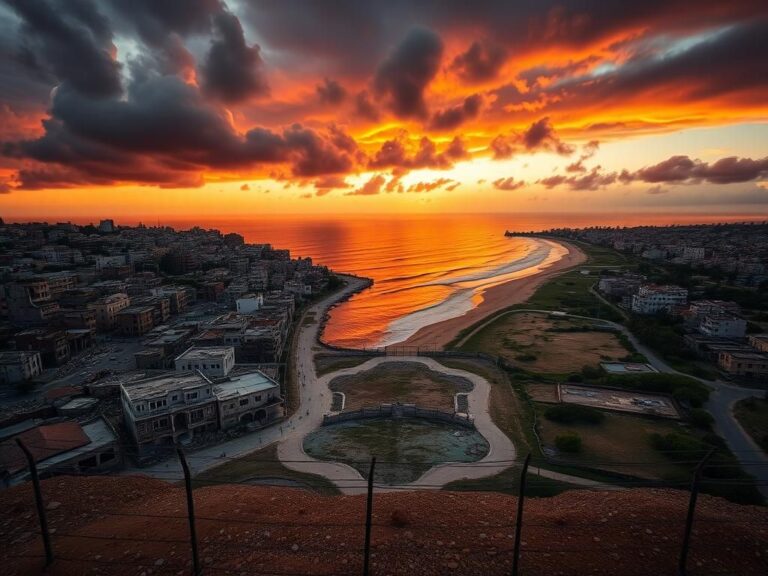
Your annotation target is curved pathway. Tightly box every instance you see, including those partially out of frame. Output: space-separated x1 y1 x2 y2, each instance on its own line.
279 356 516 493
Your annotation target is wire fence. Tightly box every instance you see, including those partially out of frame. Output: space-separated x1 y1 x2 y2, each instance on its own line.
3 439 768 576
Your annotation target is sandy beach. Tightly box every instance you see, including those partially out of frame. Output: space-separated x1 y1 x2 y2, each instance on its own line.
399 239 586 349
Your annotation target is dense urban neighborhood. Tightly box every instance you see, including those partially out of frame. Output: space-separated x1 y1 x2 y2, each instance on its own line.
0 219 337 484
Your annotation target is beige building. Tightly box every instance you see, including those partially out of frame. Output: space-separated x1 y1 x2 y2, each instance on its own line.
748 334 768 353
116 306 155 336
718 351 768 380
89 293 130 330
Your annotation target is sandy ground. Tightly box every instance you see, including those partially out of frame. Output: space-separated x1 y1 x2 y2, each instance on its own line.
401 240 587 349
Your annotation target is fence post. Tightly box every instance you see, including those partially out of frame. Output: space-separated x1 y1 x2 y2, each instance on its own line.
678 449 716 576
512 453 531 576
15 438 54 567
177 447 201 576
363 457 377 576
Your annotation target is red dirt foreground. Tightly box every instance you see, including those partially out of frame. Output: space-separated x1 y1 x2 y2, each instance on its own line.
1 476 767 576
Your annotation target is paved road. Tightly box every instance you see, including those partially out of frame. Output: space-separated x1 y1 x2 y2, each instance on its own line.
455 307 768 497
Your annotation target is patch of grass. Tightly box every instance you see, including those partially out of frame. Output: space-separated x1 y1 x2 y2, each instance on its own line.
193 444 340 495
314 354 375 376
733 397 768 453
545 404 605 425
444 465 579 497
329 361 471 411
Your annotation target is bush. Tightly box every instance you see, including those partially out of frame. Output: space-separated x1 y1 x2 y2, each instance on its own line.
555 433 582 453
545 404 605 425
566 373 583 383
648 432 708 461
581 365 603 380
689 408 714 430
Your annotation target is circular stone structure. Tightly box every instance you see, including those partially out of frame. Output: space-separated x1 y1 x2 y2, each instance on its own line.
303 417 489 484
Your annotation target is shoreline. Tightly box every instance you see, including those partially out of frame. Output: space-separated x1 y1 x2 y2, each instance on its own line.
398 238 587 350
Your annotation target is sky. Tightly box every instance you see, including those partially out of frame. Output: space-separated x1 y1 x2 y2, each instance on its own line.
0 0 767 219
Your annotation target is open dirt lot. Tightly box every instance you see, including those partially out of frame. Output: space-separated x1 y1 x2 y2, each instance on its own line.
560 384 680 418
329 361 472 411
464 312 628 373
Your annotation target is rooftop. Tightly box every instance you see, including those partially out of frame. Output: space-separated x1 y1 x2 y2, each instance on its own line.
122 372 212 402
176 346 235 362
213 369 280 401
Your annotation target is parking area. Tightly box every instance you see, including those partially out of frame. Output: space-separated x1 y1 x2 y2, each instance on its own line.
559 384 680 418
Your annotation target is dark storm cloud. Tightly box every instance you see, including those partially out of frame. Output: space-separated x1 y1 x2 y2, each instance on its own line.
108 0 221 41
3 76 362 188
635 155 768 184
536 154 768 191
450 40 507 83
201 8 269 103
521 117 574 154
489 117 573 160
4 0 121 98
492 18 768 123
354 91 380 121
373 28 443 119
316 78 347 105
369 136 467 171
493 177 525 191
430 94 482 131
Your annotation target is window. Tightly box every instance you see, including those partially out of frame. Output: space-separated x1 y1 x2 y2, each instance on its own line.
190 409 205 423
171 395 178 401
136 404 144 412
254 395 261 402
239 398 249 406
187 392 198 400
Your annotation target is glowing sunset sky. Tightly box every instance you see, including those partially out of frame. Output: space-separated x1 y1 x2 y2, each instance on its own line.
0 0 766 218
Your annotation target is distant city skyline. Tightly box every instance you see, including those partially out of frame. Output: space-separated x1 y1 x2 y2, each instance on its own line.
0 1 766 218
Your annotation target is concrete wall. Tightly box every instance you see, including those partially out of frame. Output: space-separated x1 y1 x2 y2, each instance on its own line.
323 404 475 429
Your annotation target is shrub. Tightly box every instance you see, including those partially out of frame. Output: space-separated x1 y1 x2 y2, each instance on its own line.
648 432 708 461
555 433 582 453
689 408 714 430
580 365 602 380
545 404 605 425
566 373 583 383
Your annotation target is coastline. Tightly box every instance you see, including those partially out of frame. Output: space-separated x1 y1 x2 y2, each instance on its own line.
399 238 587 350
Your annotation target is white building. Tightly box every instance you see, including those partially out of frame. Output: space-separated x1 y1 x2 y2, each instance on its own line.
214 370 283 430
174 346 235 378
0 351 43 385
95 254 126 270
631 285 688 315
236 294 264 314
120 372 219 453
699 314 747 338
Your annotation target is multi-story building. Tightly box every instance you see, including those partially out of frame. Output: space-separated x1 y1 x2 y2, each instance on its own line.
748 334 768 354
120 372 219 454
4 281 61 327
15 328 70 367
151 286 188 314
88 292 131 330
631 285 688 315
116 306 155 336
215 370 283 430
718 351 768 380
175 346 235 378
39 271 78 296
0 350 43 384
699 314 747 339
236 294 263 314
